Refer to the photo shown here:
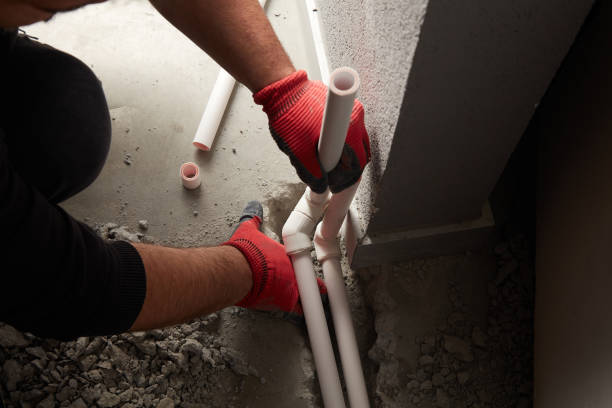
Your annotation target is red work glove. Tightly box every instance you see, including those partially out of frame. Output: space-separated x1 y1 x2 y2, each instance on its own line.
254 70 371 194
223 214 326 315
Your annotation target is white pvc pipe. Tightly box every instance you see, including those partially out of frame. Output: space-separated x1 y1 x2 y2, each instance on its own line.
291 252 346 408
180 162 201 190
284 67 363 408
192 68 235 151
314 182 369 408
318 67 360 172
305 0 330 84
192 0 268 151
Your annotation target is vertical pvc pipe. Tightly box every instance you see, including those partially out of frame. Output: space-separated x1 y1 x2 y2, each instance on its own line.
315 183 370 408
318 67 360 172
192 0 268 151
291 252 346 408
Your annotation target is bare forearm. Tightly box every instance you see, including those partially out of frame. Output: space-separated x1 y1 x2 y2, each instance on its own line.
129 244 251 331
150 0 295 92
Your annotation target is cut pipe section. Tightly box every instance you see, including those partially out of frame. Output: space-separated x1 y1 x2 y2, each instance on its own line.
192 0 268 151
180 162 201 190
318 67 360 172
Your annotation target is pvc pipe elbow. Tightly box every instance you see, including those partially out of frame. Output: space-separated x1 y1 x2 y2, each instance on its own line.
282 189 330 255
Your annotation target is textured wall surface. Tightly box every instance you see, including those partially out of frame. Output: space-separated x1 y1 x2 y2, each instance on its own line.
368 0 593 233
319 0 593 236
317 0 428 231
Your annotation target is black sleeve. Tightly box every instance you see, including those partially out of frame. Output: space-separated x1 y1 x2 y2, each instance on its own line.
0 133 146 341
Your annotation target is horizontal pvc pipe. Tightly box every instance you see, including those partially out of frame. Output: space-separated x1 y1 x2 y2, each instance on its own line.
180 162 201 190
192 0 268 151
317 67 360 172
291 252 346 408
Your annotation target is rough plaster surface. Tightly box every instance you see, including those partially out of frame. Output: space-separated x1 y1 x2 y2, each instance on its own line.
319 0 593 235
368 0 594 232
316 0 428 232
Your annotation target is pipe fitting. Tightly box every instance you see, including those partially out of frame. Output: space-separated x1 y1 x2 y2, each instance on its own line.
282 188 330 255
180 162 201 190
313 222 341 262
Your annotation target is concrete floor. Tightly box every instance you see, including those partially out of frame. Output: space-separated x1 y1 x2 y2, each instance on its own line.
25 0 320 246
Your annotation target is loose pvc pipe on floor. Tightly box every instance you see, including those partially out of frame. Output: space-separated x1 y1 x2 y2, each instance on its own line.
192 0 268 151
180 162 201 190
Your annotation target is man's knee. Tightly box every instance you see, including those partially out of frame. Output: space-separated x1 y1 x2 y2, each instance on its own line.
6 38 111 201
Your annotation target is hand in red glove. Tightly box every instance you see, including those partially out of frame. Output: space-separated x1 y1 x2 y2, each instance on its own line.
254 70 371 194
222 201 326 315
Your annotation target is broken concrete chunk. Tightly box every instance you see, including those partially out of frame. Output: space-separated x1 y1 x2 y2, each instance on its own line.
37 394 56 408
138 220 149 230
2 359 22 391
443 335 474 362
97 391 121 408
68 398 88 408
134 340 157 356
25 346 47 360
157 397 175 408
0 324 30 347
180 338 203 355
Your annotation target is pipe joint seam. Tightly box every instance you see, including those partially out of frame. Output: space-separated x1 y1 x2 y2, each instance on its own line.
314 223 341 262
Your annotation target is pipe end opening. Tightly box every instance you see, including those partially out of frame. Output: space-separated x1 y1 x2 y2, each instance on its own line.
329 67 360 95
181 162 199 180
193 141 210 151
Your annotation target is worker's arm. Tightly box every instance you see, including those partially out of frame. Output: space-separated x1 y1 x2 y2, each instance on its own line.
152 0 371 193
149 0 294 93
129 245 251 331
130 212 322 331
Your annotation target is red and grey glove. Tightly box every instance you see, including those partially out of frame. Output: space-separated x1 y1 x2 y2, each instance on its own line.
254 70 371 194
222 207 326 314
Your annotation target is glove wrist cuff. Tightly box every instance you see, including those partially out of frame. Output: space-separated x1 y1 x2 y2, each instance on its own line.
222 239 267 308
253 70 309 118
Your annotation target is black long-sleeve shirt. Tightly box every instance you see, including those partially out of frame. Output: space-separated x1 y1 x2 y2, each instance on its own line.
0 133 146 341
0 29 146 341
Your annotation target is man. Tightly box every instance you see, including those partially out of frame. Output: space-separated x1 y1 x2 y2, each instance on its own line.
0 0 370 341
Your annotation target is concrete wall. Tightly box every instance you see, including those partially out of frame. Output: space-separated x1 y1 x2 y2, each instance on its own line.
535 3 612 406
318 0 593 237
316 0 428 232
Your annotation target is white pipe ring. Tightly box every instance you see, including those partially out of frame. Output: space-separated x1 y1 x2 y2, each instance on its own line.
180 162 201 190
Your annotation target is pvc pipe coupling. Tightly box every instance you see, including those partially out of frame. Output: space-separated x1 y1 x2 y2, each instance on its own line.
180 162 201 190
